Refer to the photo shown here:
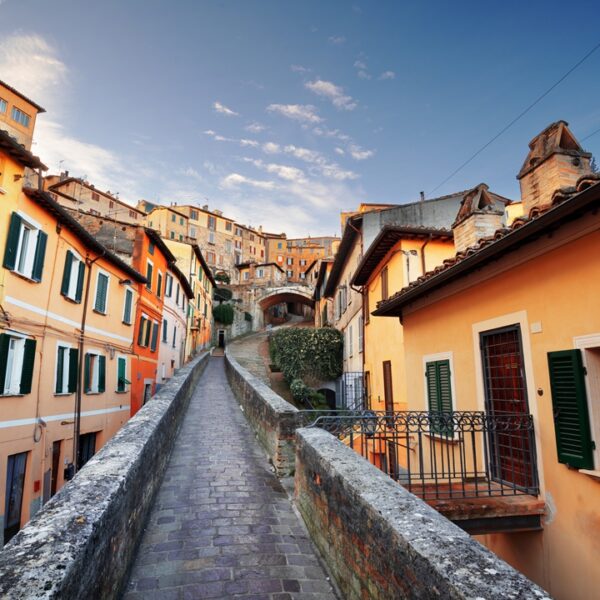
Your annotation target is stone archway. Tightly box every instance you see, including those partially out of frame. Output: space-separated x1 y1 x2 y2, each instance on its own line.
256 287 315 329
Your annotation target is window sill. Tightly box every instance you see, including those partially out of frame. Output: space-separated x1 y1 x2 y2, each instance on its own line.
11 270 38 284
579 469 600 481
62 295 81 305
92 309 107 316
0 393 25 398
115 390 128 394
122 321 132 326
85 391 103 395
54 392 74 397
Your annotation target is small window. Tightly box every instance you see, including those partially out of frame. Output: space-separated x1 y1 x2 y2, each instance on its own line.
11 106 31 127
162 318 168 342
137 315 150 347
150 321 159 352
425 359 453 435
208 216 216 231
171 213 176 222
172 325 177 348
0 98 7 113
148 242 155 255
170 231 175 239
191 209 199 220
60 250 85 302
123 288 133 324
116 357 130 392
244 271 249 280
157 271 163 298
381 266 389 301
358 316 364 353
3 212 47 282
180 217 184 226
176 283 180 304
94 272 109 314
277 242 282 249
179 234 183 241
225 222 232 231
0 334 36 395
165 273 173 297
209 232 215 245
55 344 78 394
145 261 153 291
348 325 353 357
84 352 105 394
91 191 100 202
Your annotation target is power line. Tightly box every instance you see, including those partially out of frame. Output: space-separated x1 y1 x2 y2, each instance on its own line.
582 125 600 142
429 40 600 195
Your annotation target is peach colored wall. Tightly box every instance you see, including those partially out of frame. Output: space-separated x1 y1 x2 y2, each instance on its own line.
0 182 134 543
364 237 456 411
0 83 41 149
399 224 600 600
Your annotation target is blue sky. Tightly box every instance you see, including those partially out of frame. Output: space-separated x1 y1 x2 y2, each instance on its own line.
1 0 599 236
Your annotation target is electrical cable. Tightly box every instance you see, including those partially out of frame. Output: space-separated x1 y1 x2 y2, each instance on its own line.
429 40 600 195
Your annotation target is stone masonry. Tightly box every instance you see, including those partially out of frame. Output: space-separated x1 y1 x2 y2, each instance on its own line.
123 357 336 600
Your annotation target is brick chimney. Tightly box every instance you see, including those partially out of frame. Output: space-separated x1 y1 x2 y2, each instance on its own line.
517 121 592 214
452 184 511 252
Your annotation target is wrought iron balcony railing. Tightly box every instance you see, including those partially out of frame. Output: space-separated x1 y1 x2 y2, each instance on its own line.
305 410 539 501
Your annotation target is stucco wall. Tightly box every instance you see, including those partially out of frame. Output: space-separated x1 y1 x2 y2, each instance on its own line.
0 352 210 600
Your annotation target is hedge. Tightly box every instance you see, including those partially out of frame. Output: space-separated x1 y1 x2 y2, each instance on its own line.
269 327 343 385
213 303 234 325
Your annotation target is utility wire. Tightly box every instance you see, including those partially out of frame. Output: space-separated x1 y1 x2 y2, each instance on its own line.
429 40 600 195
582 125 600 142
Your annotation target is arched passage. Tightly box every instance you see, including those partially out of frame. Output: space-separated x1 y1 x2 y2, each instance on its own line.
258 288 315 327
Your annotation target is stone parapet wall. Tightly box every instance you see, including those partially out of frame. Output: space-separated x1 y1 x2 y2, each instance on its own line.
224 349 299 476
295 428 550 600
0 352 210 600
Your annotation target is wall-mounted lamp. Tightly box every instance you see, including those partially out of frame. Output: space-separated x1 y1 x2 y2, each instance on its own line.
119 279 132 285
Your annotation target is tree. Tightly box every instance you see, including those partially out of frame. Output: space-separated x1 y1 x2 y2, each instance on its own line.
213 303 234 325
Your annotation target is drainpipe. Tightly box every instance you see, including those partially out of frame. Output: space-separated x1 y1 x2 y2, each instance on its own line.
419 234 432 277
72 249 105 475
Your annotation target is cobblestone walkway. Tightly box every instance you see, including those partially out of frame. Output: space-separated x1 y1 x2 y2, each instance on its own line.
123 357 337 600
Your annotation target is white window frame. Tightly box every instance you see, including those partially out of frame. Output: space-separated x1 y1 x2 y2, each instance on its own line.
116 355 129 393
14 212 42 280
55 342 72 395
2 332 26 396
65 250 83 301
93 269 110 314
86 350 103 394
123 287 134 324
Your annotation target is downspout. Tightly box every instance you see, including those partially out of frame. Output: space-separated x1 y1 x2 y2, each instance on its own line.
72 249 105 475
419 234 432 277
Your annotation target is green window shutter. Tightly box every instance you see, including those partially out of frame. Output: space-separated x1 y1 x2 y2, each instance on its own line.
68 348 79 393
31 230 47 282
146 263 153 289
426 360 453 436
61 251 73 296
98 356 106 392
547 350 594 469
3 212 22 270
95 273 108 312
117 358 125 392
162 319 168 342
19 338 36 394
150 322 159 352
137 316 146 345
157 272 162 298
55 347 64 393
144 318 152 347
84 353 91 392
0 334 9 393
75 261 85 303
123 289 132 324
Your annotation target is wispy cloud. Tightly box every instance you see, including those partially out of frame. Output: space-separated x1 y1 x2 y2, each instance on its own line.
180 167 204 182
328 35 346 45
243 158 306 183
266 103 322 123
262 142 281 154
379 70 396 80
290 64 311 73
334 147 345 155
213 101 239 116
240 138 259 147
221 173 276 191
348 144 374 160
245 121 266 133
282 144 358 181
305 79 357 111
353 60 371 80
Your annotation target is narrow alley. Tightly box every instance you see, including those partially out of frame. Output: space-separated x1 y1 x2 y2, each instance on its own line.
123 356 337 600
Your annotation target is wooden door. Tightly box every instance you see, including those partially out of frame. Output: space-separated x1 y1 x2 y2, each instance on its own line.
51 440 61 497
4 452 27 544
382 361 394 413
480 326 533 488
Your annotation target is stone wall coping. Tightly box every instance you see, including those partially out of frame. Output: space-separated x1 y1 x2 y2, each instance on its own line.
225 347 298 415
297 427 551 599
0 351 210 599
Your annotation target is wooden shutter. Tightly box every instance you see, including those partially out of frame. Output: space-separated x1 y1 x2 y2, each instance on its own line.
98 356 106 392
162 319 168 342
55 347 64 393
19 338 36 394
137 316 146 345
381 267 389 300
68 348 78 393
0 334 10 393
31 231 47 282
95 274 108 312
146 263 153 289
117 358 126 392
123 289 132 324
383 361 394 413
3 212 22 270
547 350 594 469
150 322 159 352
144 319 152 347
426 360 453 435
84 353 91 392
426 362 439 412
75 261 85 303
157 272 162 297
61 251 73 296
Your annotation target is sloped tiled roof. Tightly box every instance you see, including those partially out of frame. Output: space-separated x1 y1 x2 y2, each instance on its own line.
373 174 600 317
0 129 47 170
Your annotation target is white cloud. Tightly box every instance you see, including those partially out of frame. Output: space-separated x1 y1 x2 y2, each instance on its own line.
353 60 371 80
180 167 204 182
328 35 346 45
266 103 322 123
312 126 351 142
379 70 396 80
305 79 357 111
244 158 306 183
240 138 259 147
290 64 310 73
245 121 266 133
221 173 276 191
213 101 239 116
354 60 367 70
282 145 358 181
262 142 281 154
203 129 216 136
334 147 345 155
357 70 371 80
348 144 374 160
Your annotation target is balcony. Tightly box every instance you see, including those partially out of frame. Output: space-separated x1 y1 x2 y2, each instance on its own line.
307 410 544 534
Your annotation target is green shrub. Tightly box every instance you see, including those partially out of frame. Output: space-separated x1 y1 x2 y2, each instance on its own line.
213 303 234 325
290 378 310 402
269 327 343 384
215 272 231 284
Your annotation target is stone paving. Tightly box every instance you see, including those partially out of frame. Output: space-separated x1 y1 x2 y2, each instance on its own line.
123 356 337 600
